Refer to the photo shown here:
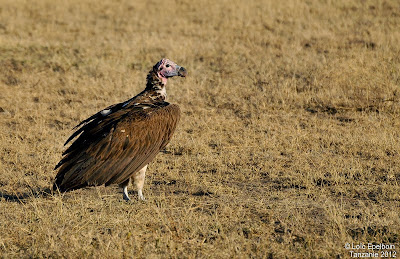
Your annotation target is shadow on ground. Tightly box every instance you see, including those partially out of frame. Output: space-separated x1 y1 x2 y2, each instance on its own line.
0 188 52 203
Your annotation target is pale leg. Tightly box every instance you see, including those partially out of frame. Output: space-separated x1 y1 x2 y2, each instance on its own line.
119 178 131 201
133 165 147 201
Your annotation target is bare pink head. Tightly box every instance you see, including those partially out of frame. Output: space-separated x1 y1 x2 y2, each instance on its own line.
154 58 187 84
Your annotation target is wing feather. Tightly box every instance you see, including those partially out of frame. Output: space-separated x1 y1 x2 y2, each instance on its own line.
54 103 180 191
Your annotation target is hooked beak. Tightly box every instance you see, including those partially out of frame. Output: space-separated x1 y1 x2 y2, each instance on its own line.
177 66 187 77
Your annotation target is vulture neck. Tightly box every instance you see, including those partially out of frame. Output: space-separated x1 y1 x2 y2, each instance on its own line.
145 69 167 101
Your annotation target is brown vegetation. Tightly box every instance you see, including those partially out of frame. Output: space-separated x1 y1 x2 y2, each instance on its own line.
0 0 399 257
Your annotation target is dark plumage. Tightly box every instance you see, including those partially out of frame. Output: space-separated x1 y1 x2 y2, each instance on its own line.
53 58 187 200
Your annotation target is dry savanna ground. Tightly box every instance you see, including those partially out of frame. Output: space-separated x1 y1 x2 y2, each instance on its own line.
0 0 399 258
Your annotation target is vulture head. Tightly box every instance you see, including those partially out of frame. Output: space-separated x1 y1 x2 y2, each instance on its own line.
154 58 187 84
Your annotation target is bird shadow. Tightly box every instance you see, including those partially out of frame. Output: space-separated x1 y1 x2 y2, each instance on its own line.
0 187 53 203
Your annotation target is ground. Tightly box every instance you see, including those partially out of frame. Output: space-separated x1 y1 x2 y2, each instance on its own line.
0 0 399 258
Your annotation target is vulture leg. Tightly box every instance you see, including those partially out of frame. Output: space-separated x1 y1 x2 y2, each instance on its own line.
119 178 131 201
133 165 148 201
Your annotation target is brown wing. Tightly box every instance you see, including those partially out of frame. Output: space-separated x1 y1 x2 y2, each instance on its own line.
53 103 180 192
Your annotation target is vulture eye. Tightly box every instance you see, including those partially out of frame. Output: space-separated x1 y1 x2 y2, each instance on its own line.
166 64 170 68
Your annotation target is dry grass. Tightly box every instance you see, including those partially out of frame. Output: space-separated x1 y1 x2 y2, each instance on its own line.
1 0 400 257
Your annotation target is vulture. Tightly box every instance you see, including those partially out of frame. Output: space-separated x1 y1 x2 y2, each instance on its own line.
53 58 187 201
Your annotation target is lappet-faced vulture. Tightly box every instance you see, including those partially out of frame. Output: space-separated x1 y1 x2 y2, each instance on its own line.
53 58 187 201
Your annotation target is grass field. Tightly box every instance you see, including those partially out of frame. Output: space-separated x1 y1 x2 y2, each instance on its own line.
1 0 400 257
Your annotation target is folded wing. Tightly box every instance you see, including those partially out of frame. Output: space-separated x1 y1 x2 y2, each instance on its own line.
53 103 180 191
